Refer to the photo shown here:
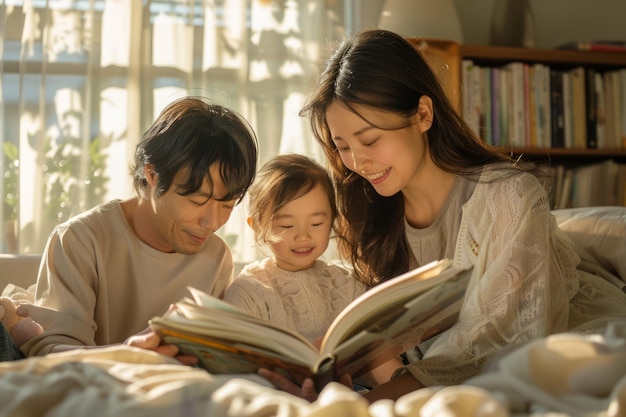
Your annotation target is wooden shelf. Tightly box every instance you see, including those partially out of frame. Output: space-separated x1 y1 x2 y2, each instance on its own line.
414 39 626 206
458 44 626 207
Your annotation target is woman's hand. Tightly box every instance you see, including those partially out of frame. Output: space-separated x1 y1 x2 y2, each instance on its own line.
258 368 353 402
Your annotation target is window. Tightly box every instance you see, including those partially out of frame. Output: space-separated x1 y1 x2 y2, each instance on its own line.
1 0 350 262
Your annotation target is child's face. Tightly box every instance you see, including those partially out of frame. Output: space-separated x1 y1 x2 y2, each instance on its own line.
269 184 333 272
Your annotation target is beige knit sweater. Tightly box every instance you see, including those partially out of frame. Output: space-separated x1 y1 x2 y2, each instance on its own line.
22 199 234 357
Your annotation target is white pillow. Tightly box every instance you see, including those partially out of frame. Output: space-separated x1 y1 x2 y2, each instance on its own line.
552 206 626 286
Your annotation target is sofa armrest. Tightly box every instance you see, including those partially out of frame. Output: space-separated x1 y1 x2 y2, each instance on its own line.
0 254 41 292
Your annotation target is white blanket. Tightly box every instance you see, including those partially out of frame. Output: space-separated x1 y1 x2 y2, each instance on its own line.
0 323 624 417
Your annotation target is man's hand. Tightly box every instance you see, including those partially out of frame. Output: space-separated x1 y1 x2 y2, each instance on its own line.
125 308 199 366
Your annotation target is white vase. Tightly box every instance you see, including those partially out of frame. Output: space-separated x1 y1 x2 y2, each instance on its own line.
489 0 535 48
377 0 464 43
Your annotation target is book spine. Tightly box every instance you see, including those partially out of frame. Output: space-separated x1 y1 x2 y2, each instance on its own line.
621 69 626 149
462 59 480 137
523 63 532 147
594 72 606 149
528 64 538 148
491 67 500 146
585 68 598 149
550 70 565 148
508 62 525 147
611 71 622 149
481 66 492 145
604 71 620 149
501 67 512 146
570 67 587 149
541 64 552 148
562 71 574 148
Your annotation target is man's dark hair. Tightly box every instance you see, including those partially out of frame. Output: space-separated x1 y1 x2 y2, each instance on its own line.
131 97 258 203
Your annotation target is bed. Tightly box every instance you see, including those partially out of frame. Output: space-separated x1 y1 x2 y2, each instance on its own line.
1 207 625 417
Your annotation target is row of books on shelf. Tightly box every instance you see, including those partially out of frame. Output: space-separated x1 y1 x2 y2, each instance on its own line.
462 60 626 150
550 160 626 209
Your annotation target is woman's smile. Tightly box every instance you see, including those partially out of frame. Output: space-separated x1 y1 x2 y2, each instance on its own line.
365 167 391 184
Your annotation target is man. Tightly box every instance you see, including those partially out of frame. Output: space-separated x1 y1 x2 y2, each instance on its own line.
19 97 257 362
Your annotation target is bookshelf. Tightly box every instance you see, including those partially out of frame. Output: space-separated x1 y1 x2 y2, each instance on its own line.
410 38 626 208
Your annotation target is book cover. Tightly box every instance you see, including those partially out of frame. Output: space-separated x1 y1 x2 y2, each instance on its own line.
149 259 472 390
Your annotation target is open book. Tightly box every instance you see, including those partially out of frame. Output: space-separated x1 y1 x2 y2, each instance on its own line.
149 259 472 390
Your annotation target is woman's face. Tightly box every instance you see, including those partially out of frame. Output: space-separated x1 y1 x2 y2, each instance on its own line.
325 100 431 197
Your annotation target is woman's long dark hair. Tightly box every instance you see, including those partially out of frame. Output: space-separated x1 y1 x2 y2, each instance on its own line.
300 29 545 285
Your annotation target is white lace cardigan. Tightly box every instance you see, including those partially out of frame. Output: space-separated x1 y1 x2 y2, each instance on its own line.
402 167 626 386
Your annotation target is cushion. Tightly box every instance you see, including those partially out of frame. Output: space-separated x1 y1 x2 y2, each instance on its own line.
552 206 626 286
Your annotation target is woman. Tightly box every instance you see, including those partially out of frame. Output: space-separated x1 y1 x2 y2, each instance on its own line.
260 29 626 402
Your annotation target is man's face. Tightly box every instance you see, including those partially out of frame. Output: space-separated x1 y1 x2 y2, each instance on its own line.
149 164 237 255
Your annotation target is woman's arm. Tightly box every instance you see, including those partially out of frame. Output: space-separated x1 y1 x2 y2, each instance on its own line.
404 172 578 387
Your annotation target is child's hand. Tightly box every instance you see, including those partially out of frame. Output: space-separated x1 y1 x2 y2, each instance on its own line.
313 336 323 350
257 368 353 402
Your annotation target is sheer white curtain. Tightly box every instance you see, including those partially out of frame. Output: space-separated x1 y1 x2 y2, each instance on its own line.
0 0 348 262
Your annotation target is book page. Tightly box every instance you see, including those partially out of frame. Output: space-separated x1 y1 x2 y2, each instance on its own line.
320 259 459 353
174 298 312 346
150 295 319 365
152 318 337 389
330 271 471 378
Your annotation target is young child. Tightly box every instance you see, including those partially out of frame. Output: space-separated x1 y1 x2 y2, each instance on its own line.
223 153 401 389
